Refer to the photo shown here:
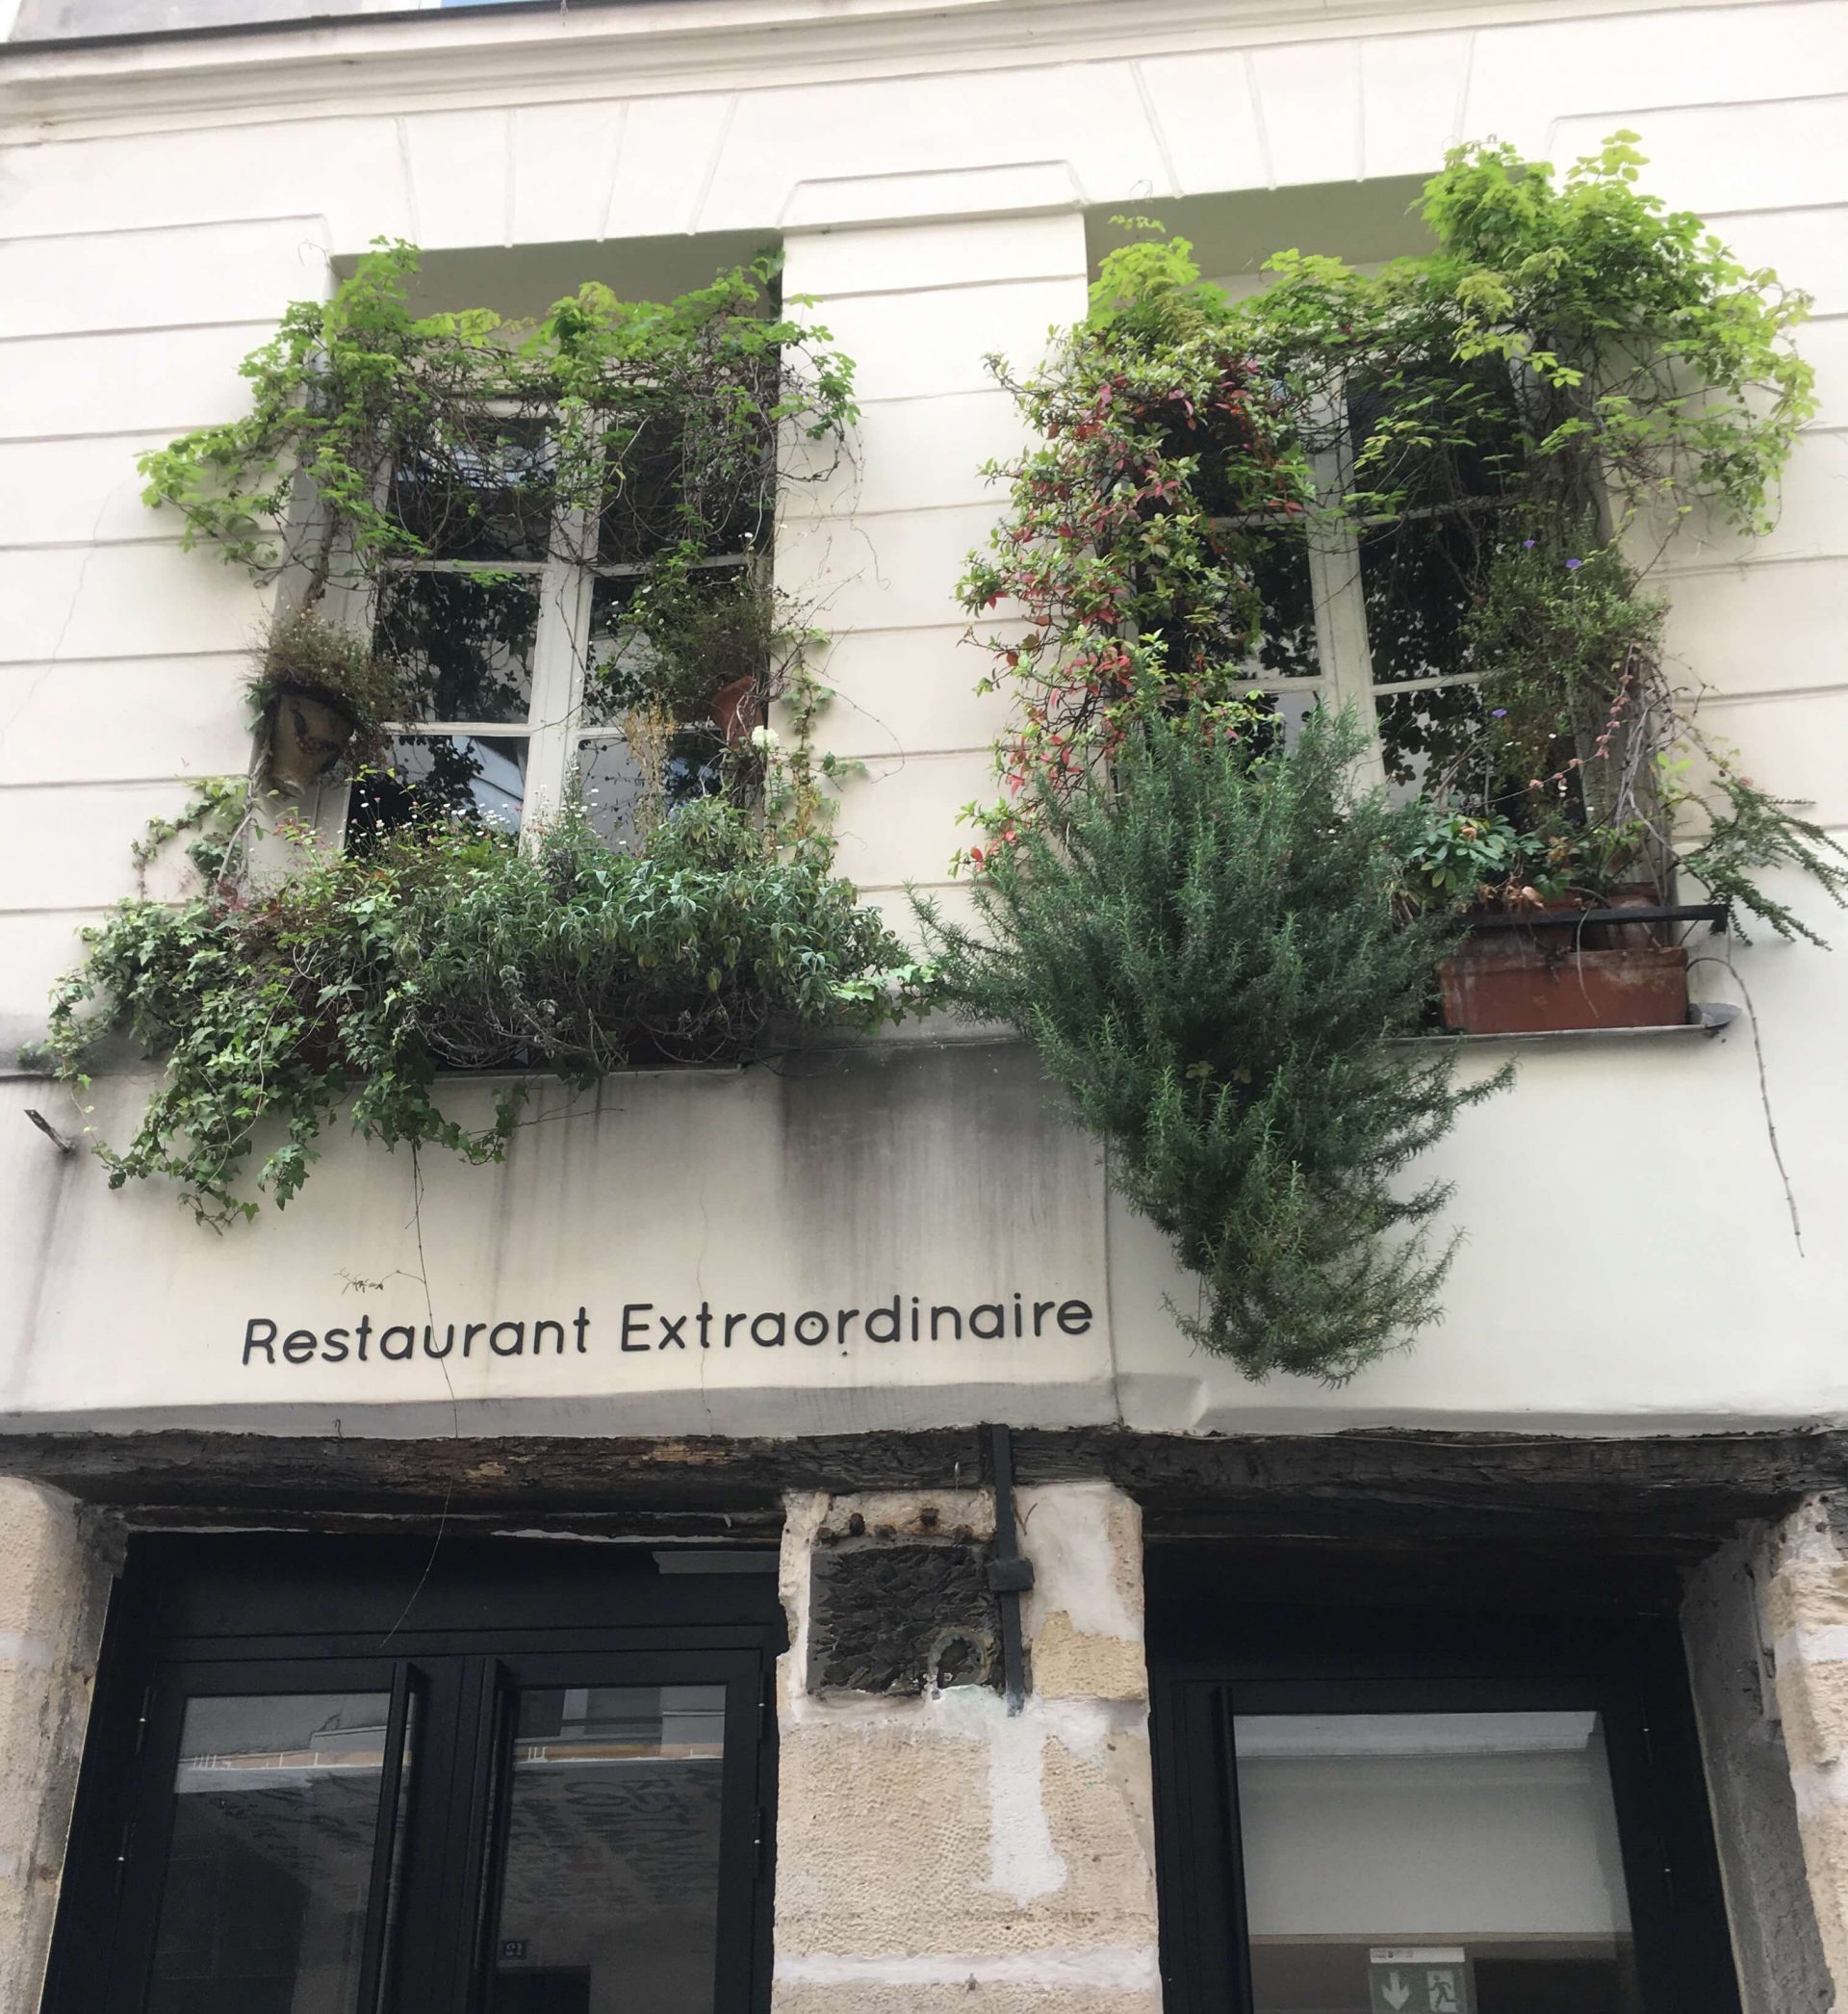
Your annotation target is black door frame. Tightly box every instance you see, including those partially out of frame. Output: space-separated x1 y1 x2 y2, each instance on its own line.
45 1534 785 2014
1147 1562 1741 2014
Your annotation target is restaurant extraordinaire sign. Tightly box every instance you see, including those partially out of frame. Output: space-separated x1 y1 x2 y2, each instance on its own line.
240 1294 1096 1366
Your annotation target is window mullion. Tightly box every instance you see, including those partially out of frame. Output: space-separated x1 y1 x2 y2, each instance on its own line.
1304 413 1386 795
522 502 595 848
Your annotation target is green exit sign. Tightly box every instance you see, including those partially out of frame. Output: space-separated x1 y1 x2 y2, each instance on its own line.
1368 1948 1470 2014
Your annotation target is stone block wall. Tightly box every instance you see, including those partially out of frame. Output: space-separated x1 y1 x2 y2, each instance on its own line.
772 1481 1159 2014
0 1481 113 2013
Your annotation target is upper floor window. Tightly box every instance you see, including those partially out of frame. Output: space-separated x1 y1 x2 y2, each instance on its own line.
346 409 769 852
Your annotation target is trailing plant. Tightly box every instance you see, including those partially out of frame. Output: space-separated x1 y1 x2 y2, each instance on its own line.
48 793 935 1226
962 135 1838 941
925 708 1502 1381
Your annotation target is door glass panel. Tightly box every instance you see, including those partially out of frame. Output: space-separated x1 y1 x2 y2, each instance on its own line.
149 1691 400 2014
487 1684 727 2014
1234 1710 1637 2014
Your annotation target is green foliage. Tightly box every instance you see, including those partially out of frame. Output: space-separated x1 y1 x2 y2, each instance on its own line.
925 710 1502 1382
139 241 857 596
247 604 406 737
1677 771 1848 947
48 796 935 1226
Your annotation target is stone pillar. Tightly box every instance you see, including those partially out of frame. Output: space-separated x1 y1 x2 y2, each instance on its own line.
773 1481 1158 2014
1683 1530 1831 2014
1761 1494 1848 2001
0 1480 114 2013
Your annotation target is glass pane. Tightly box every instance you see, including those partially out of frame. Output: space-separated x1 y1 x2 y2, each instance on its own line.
373 571 539 724
1242 530 1321 682
148 1691 398 2014
599 413 768 565
1346 369 1523 506
348 734 529 845
1358 521 1496 688
1373 683 1490 807
390 416 553 564
487 1684 727 2014
577 731 728 847
1235 1710 1637 2014
584 567 760 730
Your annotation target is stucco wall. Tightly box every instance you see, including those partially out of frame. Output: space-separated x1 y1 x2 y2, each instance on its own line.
2 0 1847 1439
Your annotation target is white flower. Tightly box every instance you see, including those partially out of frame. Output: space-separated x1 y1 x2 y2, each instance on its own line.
748 725 782 754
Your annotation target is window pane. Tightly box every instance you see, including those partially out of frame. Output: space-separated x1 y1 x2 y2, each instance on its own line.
486 1684 727 2014
390 417 553 564
148 1691 397 2014
1373 683 1490 806
599 414 768 566
349 735 529 844
373 572 538 725
584 568 760 732
1347 369 1523 506
1240 529 1321 682
1235 1710 1637 2014
1358 521 1497 688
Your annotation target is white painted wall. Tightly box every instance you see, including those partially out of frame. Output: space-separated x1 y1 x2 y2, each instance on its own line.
2 0 1846 1440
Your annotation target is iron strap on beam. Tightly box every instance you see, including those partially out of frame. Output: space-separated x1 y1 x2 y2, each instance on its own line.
988 1424 1034 1714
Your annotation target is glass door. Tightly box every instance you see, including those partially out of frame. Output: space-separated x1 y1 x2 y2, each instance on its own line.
46 1540 781 2014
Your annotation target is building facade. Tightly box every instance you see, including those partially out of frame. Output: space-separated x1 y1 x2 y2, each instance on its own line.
3 0 1848 2008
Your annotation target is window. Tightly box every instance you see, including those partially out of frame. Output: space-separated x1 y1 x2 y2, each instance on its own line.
45 1536 782 2014
1230 370 1520 807
346 411 765 852
1149 1560 1742 2014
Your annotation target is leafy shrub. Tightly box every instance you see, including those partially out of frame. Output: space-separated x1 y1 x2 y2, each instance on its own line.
926 710 1503 1382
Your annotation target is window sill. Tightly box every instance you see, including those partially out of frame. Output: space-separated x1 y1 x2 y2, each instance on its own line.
1411 1000 1740 1048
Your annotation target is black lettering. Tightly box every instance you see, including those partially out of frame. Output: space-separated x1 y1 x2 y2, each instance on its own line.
837 1307 860 1345
490 1320 525 1357
574 1306 591 1354
865 1297 901 1344
533 1319 564 1356
322 1328 350 1364
969 1304 1005 1340
380 1325 416 1361
424 1324 454 1359
243 1318 277 1365
1057 1299 1093 1336
752 1310 786 1348
724 1312 746 1348
355 1314 372 1361
910 1296 920 1340
794 1310 828 1346
658 1312 688 1349
696 1303 713 1350
621 1304 653 1354
1013 1293 1023 1337
462 1323 486 1358
1033 1300 1056 1336
282 1329 317 1364
930 1305 963 1340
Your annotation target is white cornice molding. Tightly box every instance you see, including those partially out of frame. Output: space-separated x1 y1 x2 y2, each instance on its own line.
0 0 1807 141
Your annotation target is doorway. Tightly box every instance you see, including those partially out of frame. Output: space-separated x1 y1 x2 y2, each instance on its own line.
44 1535 783 2014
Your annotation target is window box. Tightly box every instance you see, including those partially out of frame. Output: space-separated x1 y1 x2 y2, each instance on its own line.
1434 902 1724 1036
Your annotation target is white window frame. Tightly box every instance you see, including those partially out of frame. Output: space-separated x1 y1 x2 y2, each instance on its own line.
352 410 757 849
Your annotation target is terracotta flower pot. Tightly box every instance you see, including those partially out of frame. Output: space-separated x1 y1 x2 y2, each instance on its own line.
266 684 360 791
708 674 761 747
1438 936 1689 1035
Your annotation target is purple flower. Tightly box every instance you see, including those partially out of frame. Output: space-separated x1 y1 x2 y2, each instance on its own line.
1491 708 1508 718
1522 538 1536 550
1565 556 1583 570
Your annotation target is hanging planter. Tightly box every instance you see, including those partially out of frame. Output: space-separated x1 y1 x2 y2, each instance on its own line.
263 683 362 790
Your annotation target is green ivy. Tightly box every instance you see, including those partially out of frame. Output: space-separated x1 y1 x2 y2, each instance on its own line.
50 799 936 1227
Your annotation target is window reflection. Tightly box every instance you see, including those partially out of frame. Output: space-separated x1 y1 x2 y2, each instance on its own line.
373 572 538 725
348 734 528 845
390 417 554 564
487 1685 726 2014
1236 1711 1638 2014
148 1691 399 2014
